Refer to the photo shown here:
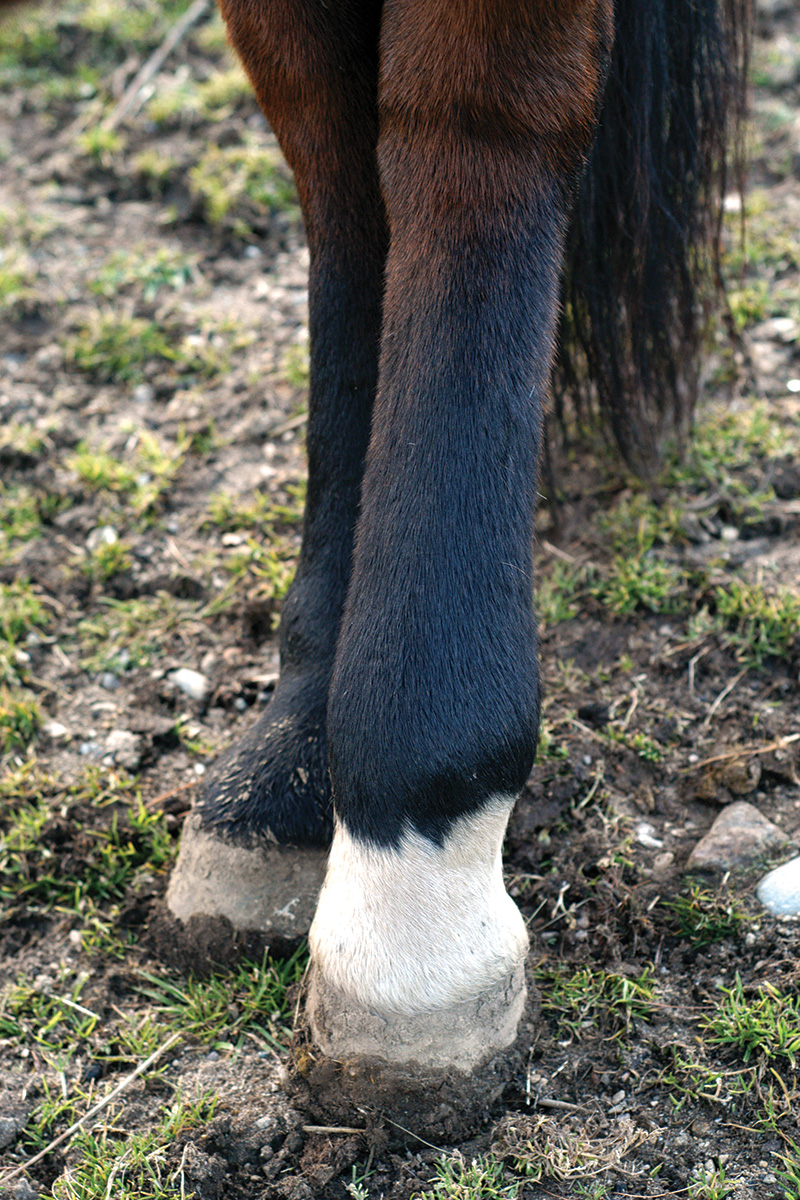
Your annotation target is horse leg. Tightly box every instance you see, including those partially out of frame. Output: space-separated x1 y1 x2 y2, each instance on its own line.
305 0 613 1080
165 0 386 950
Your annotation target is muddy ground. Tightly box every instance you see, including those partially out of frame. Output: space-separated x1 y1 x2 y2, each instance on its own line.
0 1 799 1197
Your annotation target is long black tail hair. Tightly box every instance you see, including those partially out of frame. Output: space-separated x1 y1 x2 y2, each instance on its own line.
553 0 752 472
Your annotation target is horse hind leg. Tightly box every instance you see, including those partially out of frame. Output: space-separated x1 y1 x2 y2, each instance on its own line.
162 0 387 963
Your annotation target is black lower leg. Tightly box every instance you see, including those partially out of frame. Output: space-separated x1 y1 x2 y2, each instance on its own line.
196 0 386 845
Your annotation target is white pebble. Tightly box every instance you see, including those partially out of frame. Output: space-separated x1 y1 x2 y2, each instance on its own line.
756 854 800 916
168 668 210 702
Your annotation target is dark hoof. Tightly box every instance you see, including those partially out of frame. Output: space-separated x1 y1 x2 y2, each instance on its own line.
165 811 327 942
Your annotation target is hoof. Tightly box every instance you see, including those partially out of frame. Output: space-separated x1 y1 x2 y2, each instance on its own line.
290 962 537 1144
306 959 527 1072
165 811 328 946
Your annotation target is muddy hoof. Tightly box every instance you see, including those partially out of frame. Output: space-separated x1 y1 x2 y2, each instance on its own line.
288 962 535 1144
164 812 327 956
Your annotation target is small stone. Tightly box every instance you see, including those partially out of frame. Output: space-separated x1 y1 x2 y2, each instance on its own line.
0 1116 22 1150
720 525 739 542
132 383 155 404
759 316 798 343
99 672 119 691
42 720 70 741
653 851 675 872
756 854 800 916
636 822 663 849
104 729 143 771
168 668 210 702
234 697 247 712
687 802 787 871
86 525 118 552
69 929 84 948
13 1180 38 1200
79 740 102 758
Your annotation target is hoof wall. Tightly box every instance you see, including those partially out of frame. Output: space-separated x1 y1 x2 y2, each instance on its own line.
159 812 327 966
288 962 537 1144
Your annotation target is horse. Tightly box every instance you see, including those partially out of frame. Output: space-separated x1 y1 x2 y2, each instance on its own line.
3 0 751 1118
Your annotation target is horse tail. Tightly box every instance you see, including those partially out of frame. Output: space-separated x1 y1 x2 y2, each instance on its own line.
553 0 752 471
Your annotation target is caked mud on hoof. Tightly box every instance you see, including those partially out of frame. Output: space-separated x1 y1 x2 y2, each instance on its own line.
156 812 327 970
288 962 538 1144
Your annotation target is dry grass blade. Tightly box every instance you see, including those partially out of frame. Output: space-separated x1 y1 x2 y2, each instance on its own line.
683 733 800 773
492 1113 656 1182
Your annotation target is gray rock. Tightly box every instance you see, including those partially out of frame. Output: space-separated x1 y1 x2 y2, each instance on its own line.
168 667 210 702
686 802 787 871
756 855 800 916
0 1115 22 1150
13 1181 38 1200
104 729 144 771
99 672 119 691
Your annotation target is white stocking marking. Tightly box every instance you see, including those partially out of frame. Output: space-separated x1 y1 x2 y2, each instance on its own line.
308 797 528 1015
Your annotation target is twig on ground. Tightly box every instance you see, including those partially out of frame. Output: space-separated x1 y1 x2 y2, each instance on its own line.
302 1125 366 1135
687 644 711 698
145 779 198 811
268 412 308 437
683 732 800 773
702 667 747 727
0 1031 182 1186
103 0 211 130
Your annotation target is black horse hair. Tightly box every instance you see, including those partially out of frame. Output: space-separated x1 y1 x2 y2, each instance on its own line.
553 0 752 471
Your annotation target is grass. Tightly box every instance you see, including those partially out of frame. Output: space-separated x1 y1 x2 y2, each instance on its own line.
135 945 307 1052
492 1113 653 1186
0 247 35 310
0 420 50 462
282 342 310 389
714 580 800 666
590 555 686 617
663 1051 754 1112
535 965 656 1040
0 687 41 753
0 771 174 911
82 538 134 584
76 125 125 166
776 1141 800 1200
189 140 298 227
0 580 50 643
203 485 304 533
76 592 201 673
667 883 747 949
66 315 178 383
48 1092 218 1199
413 1155 519 1200
0 485 67 562
65 314 235 385
703 977 800 1069
689 1166 736 1199
68 430 188 518
89 247 199 301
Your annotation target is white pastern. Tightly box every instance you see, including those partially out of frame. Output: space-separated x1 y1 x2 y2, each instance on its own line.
308 797 528 1015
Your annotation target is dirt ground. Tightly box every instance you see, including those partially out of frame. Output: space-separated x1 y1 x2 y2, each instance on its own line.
0 1 799 1197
